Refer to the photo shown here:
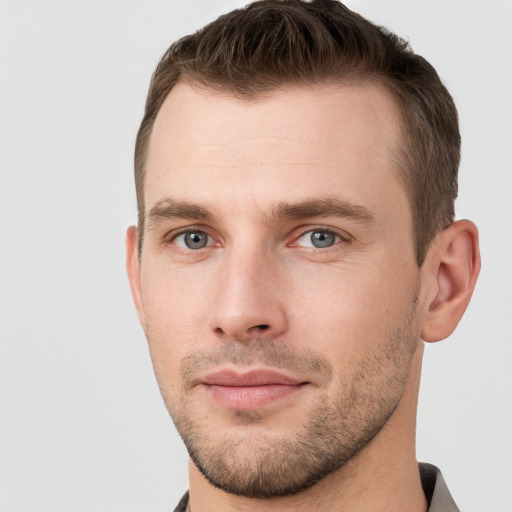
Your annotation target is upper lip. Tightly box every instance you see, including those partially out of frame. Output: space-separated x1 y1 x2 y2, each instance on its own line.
201 369 306 387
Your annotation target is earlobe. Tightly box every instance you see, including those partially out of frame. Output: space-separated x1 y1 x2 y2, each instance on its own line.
126 226 146 330
421 220 480 343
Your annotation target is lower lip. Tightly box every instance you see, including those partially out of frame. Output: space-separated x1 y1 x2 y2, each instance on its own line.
204 383 306 409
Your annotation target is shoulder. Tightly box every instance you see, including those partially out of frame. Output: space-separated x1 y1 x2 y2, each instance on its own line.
172 490 189 512
419 462 460 512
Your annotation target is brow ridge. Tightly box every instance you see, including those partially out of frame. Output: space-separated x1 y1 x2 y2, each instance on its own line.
271 198 374 223
147 199 213 228
146 196 375 229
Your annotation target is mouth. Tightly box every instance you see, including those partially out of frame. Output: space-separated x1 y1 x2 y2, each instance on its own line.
200 369 309 410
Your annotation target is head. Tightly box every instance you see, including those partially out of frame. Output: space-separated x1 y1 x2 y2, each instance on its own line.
127 0 479 501
134 0 461 266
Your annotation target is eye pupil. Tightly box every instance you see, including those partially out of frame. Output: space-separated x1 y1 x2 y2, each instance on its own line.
184 231 208 249
311 231 336 248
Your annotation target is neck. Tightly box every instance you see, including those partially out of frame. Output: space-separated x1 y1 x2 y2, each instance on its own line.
187 344 427 512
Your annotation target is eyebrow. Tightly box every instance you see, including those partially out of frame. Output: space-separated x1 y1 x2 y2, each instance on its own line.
271 198 374 223
146 197 374 228
147 199 213 229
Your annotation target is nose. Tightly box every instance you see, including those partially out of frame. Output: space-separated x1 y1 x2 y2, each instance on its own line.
209 244 288 342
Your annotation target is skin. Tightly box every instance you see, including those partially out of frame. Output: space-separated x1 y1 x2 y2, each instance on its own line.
127 82 480 512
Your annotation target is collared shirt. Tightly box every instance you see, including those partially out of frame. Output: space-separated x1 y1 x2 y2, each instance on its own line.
173 462 459 512
420 463 460 511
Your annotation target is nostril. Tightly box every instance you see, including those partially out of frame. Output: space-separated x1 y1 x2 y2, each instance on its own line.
256 324 270 330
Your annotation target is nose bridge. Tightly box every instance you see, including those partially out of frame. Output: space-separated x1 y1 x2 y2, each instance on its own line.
210 238 287 341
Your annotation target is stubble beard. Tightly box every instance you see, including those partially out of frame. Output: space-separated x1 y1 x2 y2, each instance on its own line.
153 303 420 499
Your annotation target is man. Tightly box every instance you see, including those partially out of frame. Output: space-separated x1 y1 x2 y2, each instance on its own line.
126 1 480 510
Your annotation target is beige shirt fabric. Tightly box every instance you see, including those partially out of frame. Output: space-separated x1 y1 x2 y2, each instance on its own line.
420 462 460 511
173 463 460 512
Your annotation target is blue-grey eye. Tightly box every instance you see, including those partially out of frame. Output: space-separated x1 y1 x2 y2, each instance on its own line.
296 229 340 248
311 231 337 248
174 231 211 249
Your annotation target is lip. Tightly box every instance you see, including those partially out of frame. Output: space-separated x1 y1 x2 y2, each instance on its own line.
201 369 308 410
203 369 304 387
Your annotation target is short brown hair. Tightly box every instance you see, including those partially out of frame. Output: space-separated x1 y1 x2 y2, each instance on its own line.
134 0 460 265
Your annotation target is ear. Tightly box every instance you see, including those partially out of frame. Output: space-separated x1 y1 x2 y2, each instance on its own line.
126 225 147 330
421 220 480 343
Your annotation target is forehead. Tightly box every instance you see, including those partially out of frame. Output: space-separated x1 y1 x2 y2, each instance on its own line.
145 81 407 221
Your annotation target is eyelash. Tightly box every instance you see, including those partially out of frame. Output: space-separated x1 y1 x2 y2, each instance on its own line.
291 227 350 249
167 227 218 251
164 226 351 252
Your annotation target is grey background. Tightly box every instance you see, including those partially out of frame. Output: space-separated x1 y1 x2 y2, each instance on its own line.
1 1 511 511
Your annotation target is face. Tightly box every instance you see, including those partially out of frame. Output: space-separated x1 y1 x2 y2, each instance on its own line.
128 82 423 498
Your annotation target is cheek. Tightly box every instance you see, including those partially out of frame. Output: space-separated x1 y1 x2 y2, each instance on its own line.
289 261 417 358
139 268 214 392
141 261 212 334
